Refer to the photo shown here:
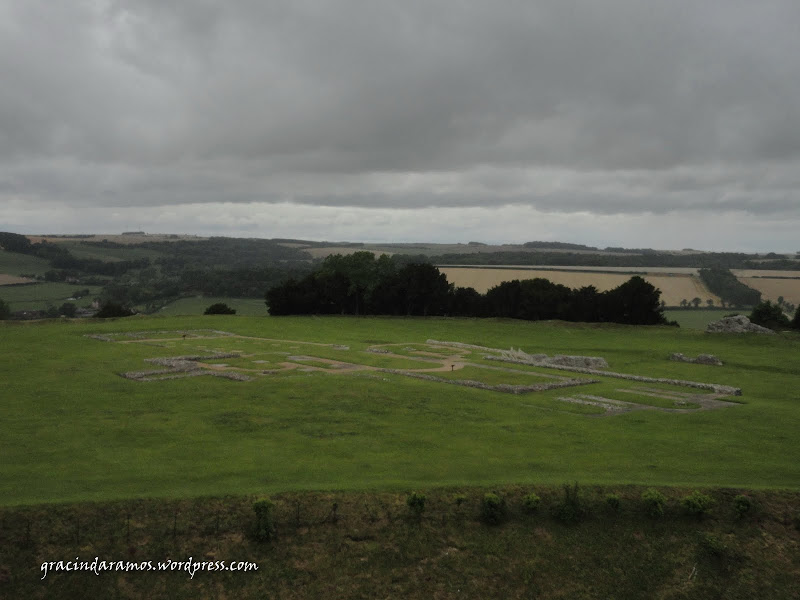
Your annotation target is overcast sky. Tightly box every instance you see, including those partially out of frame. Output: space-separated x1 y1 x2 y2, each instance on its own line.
2 1 799 251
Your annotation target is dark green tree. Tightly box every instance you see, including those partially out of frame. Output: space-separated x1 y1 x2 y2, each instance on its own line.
566 285 601 322
394 263 452 316
94 302 135 318
698 267 761 306
601 276 667 325
750 301 790 330
319 252 382 315
204 302 236 315
0 297 10 320
449 286 486 317
59 302 77 318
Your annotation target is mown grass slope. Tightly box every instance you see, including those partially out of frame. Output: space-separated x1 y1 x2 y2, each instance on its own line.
157 296 269 316
2 315 799 507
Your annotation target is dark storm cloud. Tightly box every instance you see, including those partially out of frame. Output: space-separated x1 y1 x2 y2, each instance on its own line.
1 0 800 218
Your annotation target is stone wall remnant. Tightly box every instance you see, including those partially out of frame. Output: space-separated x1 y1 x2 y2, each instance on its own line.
670 353 723 366
705 315 774 334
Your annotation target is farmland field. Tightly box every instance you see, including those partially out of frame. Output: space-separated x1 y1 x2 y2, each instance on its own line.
2 315 799 508
0 282 102 311
0 274 35 285
0 249 51 276
439 266 720 306
739 275 800 306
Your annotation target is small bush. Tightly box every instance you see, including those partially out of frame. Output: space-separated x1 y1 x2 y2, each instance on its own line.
553 482 586 524
642 488 667 519
0 298 10 320
454 494 467 507
522 493 541 514
204 303 236 315
406 492 426 517
681 491 715 518
479 493 507 526
732 494 753 519
94 303 135 318
605 494 621 512
252 499 275 542
732 494 753 518
699 532 728 558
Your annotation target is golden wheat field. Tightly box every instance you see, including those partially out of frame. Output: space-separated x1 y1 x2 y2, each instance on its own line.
438 267 722 307
0 274 35 285
739 277 800 306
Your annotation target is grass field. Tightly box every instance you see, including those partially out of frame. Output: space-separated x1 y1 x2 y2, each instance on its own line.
158 296 270 316
2 315 799 508
664 309 735 329
3 315 800 599
55 241 165 263
0 249 51 277
0 282 102 311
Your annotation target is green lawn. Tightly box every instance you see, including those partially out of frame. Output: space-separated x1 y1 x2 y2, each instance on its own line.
158 296 269 316
0 249 51 276
665 308 739 329
0 282 102 311
2 315 799 507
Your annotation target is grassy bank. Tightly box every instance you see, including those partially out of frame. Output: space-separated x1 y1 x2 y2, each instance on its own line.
2 315 800 507
2 485 798 599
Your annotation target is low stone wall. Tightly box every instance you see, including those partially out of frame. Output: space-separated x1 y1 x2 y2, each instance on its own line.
378 369 597 394
426 340 609 369
483 355 741 396
670 353 723 366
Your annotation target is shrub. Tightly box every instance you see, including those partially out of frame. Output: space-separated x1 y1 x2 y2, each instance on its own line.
641 488 667 518
204 302 236 315
749 300 790 330
94 302 135 318
681 491 715 518
59 302 77 318
553 482 586 524
699 532 728 558
522 493 541 514
454 494 467 507
406 492 426 517
605 493 621 512
732 494 753 519
479 493 507 526
0 298 10 320
252 499 275 542
792 306 800 330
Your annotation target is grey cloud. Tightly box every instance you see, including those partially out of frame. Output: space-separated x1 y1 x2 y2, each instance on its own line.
1 0 800 229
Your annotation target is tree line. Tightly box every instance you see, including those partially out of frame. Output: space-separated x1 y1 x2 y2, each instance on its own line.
266 252 670 325
434 249 800 270
698 267 761 307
